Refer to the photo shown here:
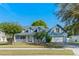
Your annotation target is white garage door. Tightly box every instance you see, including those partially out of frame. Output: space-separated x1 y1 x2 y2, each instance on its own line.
52 37 64 42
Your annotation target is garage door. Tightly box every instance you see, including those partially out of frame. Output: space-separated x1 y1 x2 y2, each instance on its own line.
52 37 64 42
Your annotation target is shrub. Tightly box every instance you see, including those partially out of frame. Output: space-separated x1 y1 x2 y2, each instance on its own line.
46 35 52 43
45 43 64 48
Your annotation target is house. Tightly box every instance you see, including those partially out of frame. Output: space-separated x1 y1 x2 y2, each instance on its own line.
14 26 47 43
48 24 67 43
69 35 79 42
0 30 7 42
14 25 67 43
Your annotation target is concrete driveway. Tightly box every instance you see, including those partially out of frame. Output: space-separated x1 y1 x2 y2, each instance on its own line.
63 44 79 55
64 44 79 48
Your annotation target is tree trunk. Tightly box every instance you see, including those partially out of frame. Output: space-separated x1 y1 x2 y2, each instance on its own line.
11 34 15 45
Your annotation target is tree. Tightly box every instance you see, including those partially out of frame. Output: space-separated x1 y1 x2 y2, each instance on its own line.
0 22 23 44
57 4 79 23
45 34 52 43
57 3 79 35
34 31 46 44
34 31 52 44
32 20 47 28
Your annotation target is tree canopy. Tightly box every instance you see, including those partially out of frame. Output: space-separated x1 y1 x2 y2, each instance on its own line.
0 22 23 44
32 20 47 28
57 3 79 35
57 3 79 24
0 22 22 35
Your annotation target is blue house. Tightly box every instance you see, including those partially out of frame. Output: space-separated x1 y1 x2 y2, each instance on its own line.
14 26 47 43
48 24 67 43
14 25 67 43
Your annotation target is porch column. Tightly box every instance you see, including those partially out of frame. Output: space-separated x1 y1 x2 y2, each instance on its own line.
26 35 28 42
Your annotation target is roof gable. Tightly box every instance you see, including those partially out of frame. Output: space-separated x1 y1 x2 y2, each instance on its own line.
48 24 67 36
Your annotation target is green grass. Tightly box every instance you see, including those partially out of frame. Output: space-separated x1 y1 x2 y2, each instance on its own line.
0 42 45 48
0 50 74 55
0 42 64 48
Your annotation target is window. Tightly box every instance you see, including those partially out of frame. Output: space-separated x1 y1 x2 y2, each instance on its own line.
26 30 28 32
56 28 60 33
75 40 77 42
16 35 26 39
16 36 20 39
20 36 26 39
34 29 38 32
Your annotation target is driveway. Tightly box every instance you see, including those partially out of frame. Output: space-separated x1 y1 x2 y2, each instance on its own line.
64 44 79 55
72 48 79 55
64 44 79 48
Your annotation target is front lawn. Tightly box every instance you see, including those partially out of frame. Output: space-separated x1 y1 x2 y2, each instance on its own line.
0 42 45 48
0 42 64 48
0 50 74 55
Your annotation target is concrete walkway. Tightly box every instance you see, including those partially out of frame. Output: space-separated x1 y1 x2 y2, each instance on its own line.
0 48 67 50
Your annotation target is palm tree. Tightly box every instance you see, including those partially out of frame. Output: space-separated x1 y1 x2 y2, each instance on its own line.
57 3 79 35
57 4 79 23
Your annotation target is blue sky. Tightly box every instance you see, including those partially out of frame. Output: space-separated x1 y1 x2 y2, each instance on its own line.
0 3 64 28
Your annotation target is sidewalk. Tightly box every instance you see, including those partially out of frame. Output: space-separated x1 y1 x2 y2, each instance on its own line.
0 48 78 55
0 48 67 50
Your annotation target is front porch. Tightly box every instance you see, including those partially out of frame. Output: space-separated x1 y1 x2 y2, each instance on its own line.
14 33 34 43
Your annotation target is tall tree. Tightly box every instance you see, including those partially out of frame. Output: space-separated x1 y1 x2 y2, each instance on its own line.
0 22 23 44
32 20 47 28
57 3 79 35
57 4 79 24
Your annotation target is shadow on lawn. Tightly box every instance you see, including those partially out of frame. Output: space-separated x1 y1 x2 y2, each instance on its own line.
26 43 64 48
0 42 64 48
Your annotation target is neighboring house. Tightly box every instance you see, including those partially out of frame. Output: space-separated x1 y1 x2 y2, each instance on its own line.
0 30 7 42
48 24 67 43
69 35 79 42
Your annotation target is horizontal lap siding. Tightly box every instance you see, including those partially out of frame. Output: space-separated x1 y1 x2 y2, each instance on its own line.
51 36 65 43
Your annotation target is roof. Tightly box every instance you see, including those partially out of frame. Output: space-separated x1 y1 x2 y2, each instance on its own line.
56 24 67 33
15 32 35 36
23 26 48 29
48 24 67 36
15 25 67 36
48 24 67 33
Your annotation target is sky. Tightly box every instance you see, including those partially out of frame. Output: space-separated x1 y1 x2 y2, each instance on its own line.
0 3 64 28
